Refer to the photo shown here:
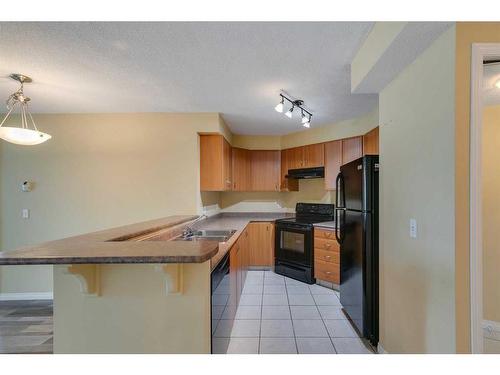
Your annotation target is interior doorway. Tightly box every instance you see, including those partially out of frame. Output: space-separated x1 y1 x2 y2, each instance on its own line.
470 44 500 354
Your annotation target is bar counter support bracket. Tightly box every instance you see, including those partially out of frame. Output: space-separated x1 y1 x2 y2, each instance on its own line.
155 264 184 295
63 264 101 296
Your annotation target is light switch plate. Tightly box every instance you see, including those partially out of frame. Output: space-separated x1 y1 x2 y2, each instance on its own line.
410 218 417 238
22 208 30 219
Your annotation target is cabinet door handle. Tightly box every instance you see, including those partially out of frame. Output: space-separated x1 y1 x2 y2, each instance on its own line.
325 271 332 275
325 255 331 259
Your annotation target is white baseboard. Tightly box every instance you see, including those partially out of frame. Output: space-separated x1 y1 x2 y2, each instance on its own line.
482 320 500 341
0 292 53 301
377 343 388 354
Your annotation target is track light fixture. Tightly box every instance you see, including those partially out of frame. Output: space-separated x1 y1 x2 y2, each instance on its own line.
275 93 312 128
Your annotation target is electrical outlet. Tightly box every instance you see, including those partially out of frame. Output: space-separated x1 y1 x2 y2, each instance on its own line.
22 208 30 219
410 218 417 238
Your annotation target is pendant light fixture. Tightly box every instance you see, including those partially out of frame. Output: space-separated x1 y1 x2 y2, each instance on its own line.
0 74 52 146
274 93 312 128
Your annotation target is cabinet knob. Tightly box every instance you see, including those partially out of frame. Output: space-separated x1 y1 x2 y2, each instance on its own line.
325 255 331 259
325 271 332 275
325 243 331 249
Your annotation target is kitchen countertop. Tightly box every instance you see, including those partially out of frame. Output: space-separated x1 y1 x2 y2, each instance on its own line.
194 212 294 270
0 215 220 265
313 221 337 230
0 212 295 267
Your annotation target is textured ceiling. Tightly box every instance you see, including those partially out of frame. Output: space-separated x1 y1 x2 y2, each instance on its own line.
484 63 500 106
0 22 377 135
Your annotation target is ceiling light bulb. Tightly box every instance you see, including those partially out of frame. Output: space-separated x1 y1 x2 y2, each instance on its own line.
274 102 284 113
496 79 500 89
301 112 309 124
285 106 294 119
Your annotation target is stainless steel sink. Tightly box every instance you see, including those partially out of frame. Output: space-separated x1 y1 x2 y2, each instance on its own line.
173 229 237 242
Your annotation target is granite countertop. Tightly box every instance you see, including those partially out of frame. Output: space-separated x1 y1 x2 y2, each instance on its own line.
0 212 295 267
195 212 294 270
313 221 337 230
0 215 220 265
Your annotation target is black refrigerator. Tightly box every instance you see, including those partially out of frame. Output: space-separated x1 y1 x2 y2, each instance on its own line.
335 155 379 347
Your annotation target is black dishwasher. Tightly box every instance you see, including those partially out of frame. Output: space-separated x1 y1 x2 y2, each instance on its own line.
211 251 230 353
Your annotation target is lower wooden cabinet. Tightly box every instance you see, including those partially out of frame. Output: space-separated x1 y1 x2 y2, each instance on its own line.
313 228 339 284
247 222 274 267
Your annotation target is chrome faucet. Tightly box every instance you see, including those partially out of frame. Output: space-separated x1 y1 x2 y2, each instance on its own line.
182 214 208 238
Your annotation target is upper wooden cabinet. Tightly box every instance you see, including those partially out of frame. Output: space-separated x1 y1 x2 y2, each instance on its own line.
251 150 280 191
280 149 299 192
302 143 325 168
342 136 363 165
363 127 379 155
232 148 252 191
200 134 232 191
283 143 325 170
324 140 342 190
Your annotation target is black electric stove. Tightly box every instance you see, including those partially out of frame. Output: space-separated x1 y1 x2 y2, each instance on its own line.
274 203 335 283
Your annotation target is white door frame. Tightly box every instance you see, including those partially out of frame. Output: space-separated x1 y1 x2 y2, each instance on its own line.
469 43 500 354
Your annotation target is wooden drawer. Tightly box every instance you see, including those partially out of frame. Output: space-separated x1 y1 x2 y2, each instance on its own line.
314 237 340 252
314 228 335 240
315 249 339 264
314 259 339 284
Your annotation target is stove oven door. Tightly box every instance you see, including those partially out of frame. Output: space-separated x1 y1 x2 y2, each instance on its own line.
275 222 313 266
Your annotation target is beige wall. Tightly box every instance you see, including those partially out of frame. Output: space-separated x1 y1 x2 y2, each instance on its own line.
482 105 500 323
220 179 334 212
378 26 456 353
232 108 379 151
0 113 223 295
455 22 500 353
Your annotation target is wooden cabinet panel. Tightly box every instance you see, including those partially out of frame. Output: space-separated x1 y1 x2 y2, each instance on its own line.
363 127 379 155
314 228 340 284
314 259 340 284
247 222 274 267
200 134 232 191
250 150 280 191
223 138 232 191
315 249 339 264
314 227 336 240
324 140 342 191
280 149 299 192
288 147 304 169
314 237 340 252
342 136 363 165
232 148 251 191
303 143 325 168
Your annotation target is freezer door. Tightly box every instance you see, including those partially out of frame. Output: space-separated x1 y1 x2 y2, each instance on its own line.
340 158 364 211
340 210 365 335
340 155 379 212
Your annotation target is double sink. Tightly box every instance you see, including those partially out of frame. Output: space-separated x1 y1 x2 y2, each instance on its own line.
173 229 237 243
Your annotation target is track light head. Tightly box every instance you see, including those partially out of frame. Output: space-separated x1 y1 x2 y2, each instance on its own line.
274 96 284 113
285 105 294 119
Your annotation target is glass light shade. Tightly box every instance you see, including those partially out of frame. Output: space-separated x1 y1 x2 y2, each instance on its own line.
496 78 500 89
301 114 309 124
0 127 52 145
274 102 284 113
285 109 293 119
302 121 311 128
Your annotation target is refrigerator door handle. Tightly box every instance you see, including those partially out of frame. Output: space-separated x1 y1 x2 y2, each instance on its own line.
335 172 346 209
335 207 345 244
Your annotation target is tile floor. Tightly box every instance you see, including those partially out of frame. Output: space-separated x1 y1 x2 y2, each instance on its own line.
212 270 375 354
0 300 53 354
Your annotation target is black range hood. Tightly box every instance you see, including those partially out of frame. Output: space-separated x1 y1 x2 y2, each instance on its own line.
285 167 325 179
